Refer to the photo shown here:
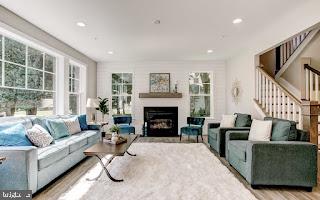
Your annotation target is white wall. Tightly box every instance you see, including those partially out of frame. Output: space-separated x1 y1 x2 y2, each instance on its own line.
97 61 226 134
226 0 320 118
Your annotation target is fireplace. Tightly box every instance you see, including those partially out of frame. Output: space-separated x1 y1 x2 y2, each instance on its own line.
144 107 178 137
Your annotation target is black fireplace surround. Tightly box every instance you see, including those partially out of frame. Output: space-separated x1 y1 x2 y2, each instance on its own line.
144 107 178 137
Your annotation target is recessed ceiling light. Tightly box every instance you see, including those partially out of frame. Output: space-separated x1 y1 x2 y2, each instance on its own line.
107 51 114 55
153 19 161 24
232 18 243 24
76 22 86 27
207 49 213 54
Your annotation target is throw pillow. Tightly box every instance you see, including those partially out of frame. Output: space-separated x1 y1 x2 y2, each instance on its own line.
64 118 81 135
78 115 88 131
26 124 53 147
234 113 252 127
220 114 237 127
46 119 70 140
0 123 33 146
248 119 272 141
32 117 49 132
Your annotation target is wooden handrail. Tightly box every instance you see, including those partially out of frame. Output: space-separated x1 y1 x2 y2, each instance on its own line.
304 64 320 76
256 66 302 105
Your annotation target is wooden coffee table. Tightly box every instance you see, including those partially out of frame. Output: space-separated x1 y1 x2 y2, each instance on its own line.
84 134 138 182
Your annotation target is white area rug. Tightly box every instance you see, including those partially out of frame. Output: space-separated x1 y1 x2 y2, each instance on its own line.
58 143 257 200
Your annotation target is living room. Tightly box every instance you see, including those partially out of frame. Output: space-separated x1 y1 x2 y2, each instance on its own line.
0 1 319 200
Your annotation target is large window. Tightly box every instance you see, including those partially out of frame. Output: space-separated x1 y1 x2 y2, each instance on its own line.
189 72 212 117
69 64 81 114
111 73 133 115
0 35 56 116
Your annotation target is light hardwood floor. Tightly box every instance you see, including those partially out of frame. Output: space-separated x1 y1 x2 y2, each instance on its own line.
33 136 320 200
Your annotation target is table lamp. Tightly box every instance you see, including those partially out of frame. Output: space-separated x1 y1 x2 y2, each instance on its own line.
86 98 99 122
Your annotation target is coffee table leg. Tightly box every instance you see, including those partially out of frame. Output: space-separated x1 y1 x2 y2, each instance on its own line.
126 150 136 156
86 155 123 182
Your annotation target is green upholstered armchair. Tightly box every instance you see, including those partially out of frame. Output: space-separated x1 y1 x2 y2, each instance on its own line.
208 113 252 157
225 117 317 191
180 117 205 142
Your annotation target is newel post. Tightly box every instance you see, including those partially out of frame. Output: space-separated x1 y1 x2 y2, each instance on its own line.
301 100 319 145
300 57 311 100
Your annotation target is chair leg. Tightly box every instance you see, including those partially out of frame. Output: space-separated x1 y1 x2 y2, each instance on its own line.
201 134 203 142
196 135 198 143
180 134 182 141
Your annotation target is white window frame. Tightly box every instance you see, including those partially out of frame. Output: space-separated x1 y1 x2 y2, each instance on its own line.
111 72 134 116
68 60 86 115
189 71 214 118
0 32 59 115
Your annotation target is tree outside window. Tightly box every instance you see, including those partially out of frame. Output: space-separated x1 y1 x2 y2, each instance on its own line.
189 72 212 117
111 73 132 115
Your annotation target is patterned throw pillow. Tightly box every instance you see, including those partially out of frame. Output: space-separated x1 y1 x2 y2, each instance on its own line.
64 118 81 135
26 125 54 147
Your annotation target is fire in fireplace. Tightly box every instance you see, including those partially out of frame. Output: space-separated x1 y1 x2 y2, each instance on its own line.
144 107 178 137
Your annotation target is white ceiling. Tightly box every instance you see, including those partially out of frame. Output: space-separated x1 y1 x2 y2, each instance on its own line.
0 0 306 62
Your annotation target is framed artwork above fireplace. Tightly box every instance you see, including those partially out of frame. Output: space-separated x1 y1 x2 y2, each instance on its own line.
149 73 170 93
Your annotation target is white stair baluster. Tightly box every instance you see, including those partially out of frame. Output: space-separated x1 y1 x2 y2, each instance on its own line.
310 71 314 100
259 71 262 104
287 97 291 120
292 102 296 122
298 106 303 129
277 88 281 118
266 79 269 112
273 84 277 117
262 76 266 108
282 93 286 119
316 74 319 101
306 68 309 100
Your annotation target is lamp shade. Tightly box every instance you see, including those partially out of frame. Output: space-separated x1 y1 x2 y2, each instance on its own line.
86 98 99 108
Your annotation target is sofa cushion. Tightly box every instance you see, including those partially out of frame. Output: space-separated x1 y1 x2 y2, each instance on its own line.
181 126 202 135
0 123 33 146
220 115 236 128
228 141 248 162
68 135 88 153
78 130 100 144
235 113 252 127
264 117 298 141
249 119 272 141
208 128 218 140
63 117 81 135
46 119 70 140
37 144 69 170
118 124 135 134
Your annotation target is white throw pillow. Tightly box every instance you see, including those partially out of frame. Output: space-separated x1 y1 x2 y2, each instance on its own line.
220 114 237 128
27 124 54 147
248 119 272 141
64 118 81 135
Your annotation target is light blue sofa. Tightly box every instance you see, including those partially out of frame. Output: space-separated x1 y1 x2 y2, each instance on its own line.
0 116 100 194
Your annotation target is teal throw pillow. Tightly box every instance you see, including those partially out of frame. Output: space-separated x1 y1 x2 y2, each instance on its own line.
78 115 88 130
234 113 252 127
0 123 33 146
46 119 70 140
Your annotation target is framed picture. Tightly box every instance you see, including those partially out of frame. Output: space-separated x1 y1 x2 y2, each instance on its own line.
149 73 170 93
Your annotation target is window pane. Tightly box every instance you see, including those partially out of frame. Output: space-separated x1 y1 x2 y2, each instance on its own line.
0 88 55 116
112 85 121 95
5 37 26 65
27 68 43 90
0 35 2 59
69 94 79 114
200 73 210 84
123 84 132 94
73 66 80 79
73 79 79 93
45 54 55 73
112 73 121 84
112 96 132 115
69 64 72 78
28 47 43 70
123 96 132 114
44 72 54 91
200 84 210 94
189 84 199 94
5 62 26 88
190 96 210 117
122 73 132 84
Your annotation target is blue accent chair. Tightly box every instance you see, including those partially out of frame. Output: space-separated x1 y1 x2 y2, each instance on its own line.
113 116 135 134
180 117 205 142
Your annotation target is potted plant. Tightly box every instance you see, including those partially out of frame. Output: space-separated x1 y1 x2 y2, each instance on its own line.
96 97 109 121
96 97 109 137
109 125 120 142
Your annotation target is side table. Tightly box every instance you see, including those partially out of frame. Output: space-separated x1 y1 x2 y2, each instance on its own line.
88 122 108 139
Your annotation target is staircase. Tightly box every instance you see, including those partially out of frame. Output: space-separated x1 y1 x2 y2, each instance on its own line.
255 66 303 129
275 29 319 78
